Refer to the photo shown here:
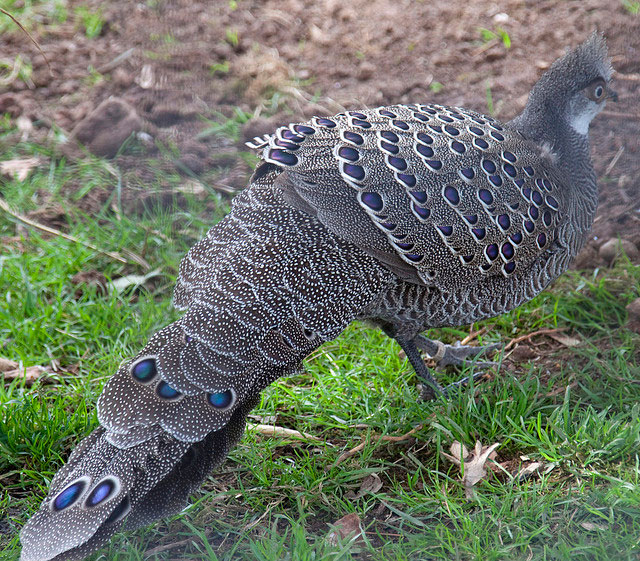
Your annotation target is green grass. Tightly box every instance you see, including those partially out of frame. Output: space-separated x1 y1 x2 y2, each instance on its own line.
1 125 639 561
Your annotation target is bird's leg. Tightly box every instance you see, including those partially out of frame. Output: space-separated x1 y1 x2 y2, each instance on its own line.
393 335 445 400
414 334 501 369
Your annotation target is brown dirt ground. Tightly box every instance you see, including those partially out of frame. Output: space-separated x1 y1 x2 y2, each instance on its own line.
1 0 639 266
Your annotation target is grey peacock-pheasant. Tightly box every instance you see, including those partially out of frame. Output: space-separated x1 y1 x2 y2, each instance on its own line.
20 33 616 560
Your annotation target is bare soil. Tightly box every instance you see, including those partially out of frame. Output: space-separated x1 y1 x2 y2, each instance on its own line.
1 0 639 268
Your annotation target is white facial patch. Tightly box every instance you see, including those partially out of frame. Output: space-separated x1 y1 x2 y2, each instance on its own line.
569 103 602 135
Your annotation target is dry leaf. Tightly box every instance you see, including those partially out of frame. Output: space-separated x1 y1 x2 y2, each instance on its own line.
16 115 33 141
3 365 47 384
441 440 500 498
353 473 382 499
580 521 607 531
515 461 542 480
0 357 19 372
0 157 40 181
325 513 363 547
548 332 582 347
246 423 320 441
110 270 161 294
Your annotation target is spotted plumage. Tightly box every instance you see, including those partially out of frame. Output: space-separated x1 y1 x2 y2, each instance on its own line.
21 34 615 561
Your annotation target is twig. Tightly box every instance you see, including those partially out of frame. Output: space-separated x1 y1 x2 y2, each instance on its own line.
604 145 624 176
0 8 51 74
247 423 321 441
460 326 487 346
504 327 566 351
96 47 136 74
0 197 149 269
333 424 423 467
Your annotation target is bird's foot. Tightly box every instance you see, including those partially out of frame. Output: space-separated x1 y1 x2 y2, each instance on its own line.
414 335 501 369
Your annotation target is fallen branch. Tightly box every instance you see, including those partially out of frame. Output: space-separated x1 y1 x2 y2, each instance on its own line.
504 327 566 352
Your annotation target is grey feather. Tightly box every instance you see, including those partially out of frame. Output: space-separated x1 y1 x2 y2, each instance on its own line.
21 34 614 560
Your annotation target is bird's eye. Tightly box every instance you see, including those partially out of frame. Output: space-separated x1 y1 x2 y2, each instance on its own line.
586 79 607 102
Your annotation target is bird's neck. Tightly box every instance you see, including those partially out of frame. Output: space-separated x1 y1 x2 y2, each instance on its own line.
510 103 599 254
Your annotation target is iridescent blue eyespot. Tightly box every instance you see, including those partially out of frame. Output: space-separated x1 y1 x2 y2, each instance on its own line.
523 166 534 176
522 186 532 199
543 211 553 227
463 214 478 225
449 112 465 120
489 175 503 187
156 381 182 400
497 214 510 230
478 189 494 205
338 146 359 161
379 109 397 118
545 195 559 210
416 144 434 158
405 254 424 262
52 479 88 511
514 178 525 188
490 131 504 141
529 206 539 220
361 192 383 211
501 242 514 259
474 138 489 150
412 112 430 122
380 222 397 230
428 124 442 134
269 149 298 166
315 118 336 128
502 151 516 163
280 130 305 142
460 167 475 180
482 159 496 174
438 225 453 236
86 478 118 508
412 203 430 220
443 186 460 205
532 191 543 205
425 160 442 170
416 132 434 144
343 131 364 145
352 118 371 129
208 389 235 409
524 220 535 233
472 228 486 240
503 262 516 274
503 163 516 177
485 244 499 260
293 124 315 135
444 125 459 136
510 231 523 244
395 241 415 251
349 111 367 119
392 120 409 130
275 139 301 150
397 173 416 187
537 233 547 247
410 191 428 204
132 358 157 383
388 156 408 171
381 140 400 154
381 131 399 143
450 140 466 153
438 115 454 123
343 164 365 181
469 126 485 136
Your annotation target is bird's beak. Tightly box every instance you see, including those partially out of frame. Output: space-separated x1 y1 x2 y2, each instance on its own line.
607 86 618 102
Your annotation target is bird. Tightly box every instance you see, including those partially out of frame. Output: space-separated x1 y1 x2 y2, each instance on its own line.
20 33 615 561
